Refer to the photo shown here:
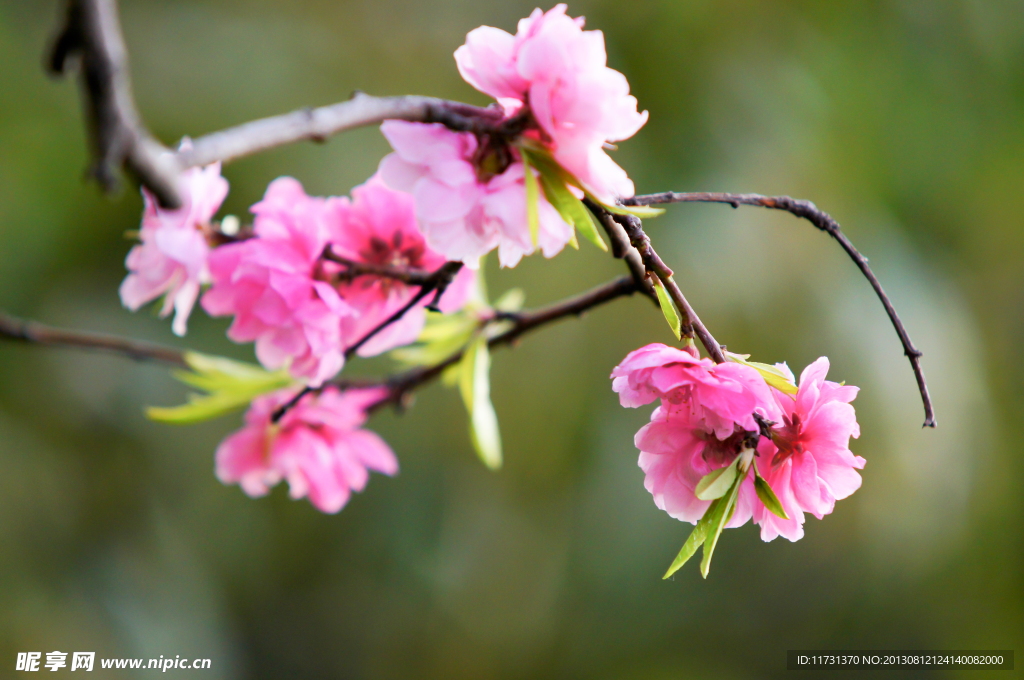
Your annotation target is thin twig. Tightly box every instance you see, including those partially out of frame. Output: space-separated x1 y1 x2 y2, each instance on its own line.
625 191 936 428
1 276 639 420
47 0 181 207
270 386 313 423
584 198 657 304
322 245 436 286
344 261 463 360
588 204 725 363
369 275 640 412
177 93 505 170
0 309 187 367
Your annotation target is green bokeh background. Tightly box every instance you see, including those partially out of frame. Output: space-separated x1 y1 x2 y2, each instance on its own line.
1 1 1021 678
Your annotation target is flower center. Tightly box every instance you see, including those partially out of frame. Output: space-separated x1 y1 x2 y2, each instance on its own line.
701 427 748 468
770 413 803 468
471 134 514 183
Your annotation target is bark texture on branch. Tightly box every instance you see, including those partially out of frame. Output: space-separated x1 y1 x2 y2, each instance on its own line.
0 309 187 367
48 0 182 207
626 192 936 427
177 93 505 170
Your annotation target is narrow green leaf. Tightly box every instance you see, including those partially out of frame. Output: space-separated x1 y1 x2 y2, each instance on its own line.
146 352 295 424
695 457 739 500
182 352 274 380
537 173 607 252
596 202 666 219
458 337 477 411
470 341 502 470
569 196 608 252
521 151 541 247
457 336 502 469
391 310 479 368
652 278 682 340
518 142 660 218
724 351 798 395
753 460 789 519
567 228 580 250
147 392 258 424
416 310 478 342
663 499 719 579
492 288 525 313
391 330 473 367
699 467 746 578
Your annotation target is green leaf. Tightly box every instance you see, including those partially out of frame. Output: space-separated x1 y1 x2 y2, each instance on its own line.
458 336 502 470
521 151 541 247
753 460 790 520
570 197 608 252
518 144 619 251
724 351 798 395
147 391 260 424
391 310 478 368
492 288 525 313
699 465 747 578
663 498 720 579
695 456 739 500
534 164 608 253
146 352 295 424
652 277 682 340
596 202 666 219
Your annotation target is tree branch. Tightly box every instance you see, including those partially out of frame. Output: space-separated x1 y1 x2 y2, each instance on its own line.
47 0 182 208
321 245 436 286
0 309 187 367
370 275 640 412
343 261 464 360
585 199 657 304
625 191 936 428
585 203 725 363
176 93 505 170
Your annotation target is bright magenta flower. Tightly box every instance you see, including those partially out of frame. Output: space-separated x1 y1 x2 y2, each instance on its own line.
215 386 397 514
455 4 648 202
753 358 865 542
378 120 573 267
613 343 781 530
611 343 780 439
613 345 864 543
325 174 476 356
635 404 760 529
119 162 228 336
202 178 354 387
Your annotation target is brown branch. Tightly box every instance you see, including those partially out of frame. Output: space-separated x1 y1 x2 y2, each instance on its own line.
585 199 657 304
625 191 936 428
47 0 182 208
369 275 640 412
0 309 187 367
586 203 725 363
176 93 505 170
344 261 464 360
321 245 436 286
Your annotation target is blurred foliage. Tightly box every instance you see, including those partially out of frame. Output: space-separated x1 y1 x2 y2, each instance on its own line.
0 0 1021 678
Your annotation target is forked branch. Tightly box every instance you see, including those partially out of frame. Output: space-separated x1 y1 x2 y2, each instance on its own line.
48 0 182 207
624 192 935 427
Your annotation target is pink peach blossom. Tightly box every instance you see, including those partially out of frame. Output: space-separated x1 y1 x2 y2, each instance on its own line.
455 4 648 202
215 386 398 514
378 120 574 267
753 358 865 542
614 343 782 531
324 174 476 356
202 177 354 386
119 162 228 336
635 404 760 528
611 343 781 439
